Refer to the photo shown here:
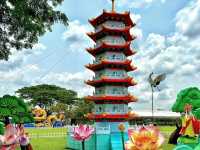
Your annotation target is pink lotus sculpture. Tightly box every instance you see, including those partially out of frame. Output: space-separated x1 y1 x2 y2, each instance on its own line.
126 125 164 150
71 124 94 150
0 124 18 150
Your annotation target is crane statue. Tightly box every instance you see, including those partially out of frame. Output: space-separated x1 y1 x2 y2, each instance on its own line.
148 72 166 123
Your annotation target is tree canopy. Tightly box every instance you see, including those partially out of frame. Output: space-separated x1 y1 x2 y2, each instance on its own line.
16 84 78 107
70 98 94 124
0 95 34 123
0 0 68 60
172 87 200 112
71 98 94 124
172 87 200 119
50 99 94 123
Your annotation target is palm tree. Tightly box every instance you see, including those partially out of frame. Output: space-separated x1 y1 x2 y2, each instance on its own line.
148 72 166 123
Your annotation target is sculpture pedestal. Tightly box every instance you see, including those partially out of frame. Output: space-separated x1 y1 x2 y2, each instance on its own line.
66 122 129 150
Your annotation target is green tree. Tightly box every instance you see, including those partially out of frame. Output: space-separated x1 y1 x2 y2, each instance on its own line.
172 87 200 119
72 98 94 124
16 84 78 107
0 95 34 123
0 121 4 135
0 0 68 60
50 102 68 113
50 99 94 124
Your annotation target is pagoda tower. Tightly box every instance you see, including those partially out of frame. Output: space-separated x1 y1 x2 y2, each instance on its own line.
84 0 138 149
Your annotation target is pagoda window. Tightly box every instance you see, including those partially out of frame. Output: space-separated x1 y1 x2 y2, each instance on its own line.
112 88 118 94
95 54 105 63
117 105 121 112
95 105 105 113
105 69 126 78
116 72 121 77
106 53 125 61
95 36 126 46
112 71 117 77
95 87 105 95
104 21 125 29
101 36 125 45
112 54 116 60
95 70 105 79
98 56 102 61
112 105 117 112
95 21 125 32
116 55 124 61
99 106 102 112
99 72 103 77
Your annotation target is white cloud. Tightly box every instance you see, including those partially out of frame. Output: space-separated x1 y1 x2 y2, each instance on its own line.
113 0 166 8
131 31 200 111
36 70 94 97
0 65 41 96
33 43 46 50
0 43 46 96
176 0 200 38
0 43 45 72
130 14 141 24
130 0 200 110
25 64 40 72
130 14 143 40
62 20 93 52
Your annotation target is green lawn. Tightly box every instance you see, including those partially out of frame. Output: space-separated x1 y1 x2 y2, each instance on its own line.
29 137 66 150
160 126 176 150
16 127 67 150
16 126 176 150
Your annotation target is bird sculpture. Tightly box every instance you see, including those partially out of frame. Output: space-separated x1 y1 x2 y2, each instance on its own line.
148 72 166 123
148 72 166 91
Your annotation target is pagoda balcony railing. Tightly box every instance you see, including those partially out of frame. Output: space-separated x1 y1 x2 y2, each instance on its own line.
94 110 128 115
90 93 135 98
95 23 126 32
94 75 128 80
86 113 136 120
93 58 126 64
95 40 126 48
94 92 128 96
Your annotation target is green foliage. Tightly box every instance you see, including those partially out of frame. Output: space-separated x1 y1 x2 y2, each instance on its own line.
72 98 94 124
172 87 200 119
192 108 200 120
50 103 68 113
50 99 94 124
16 84 77 107
0 121 4 135
0 95 34 123
0 0 68 60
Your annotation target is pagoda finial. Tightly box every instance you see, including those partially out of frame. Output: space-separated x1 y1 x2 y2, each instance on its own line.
111 0 115 12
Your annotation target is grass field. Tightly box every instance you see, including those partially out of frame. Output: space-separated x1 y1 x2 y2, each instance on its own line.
16 128 67 150
15 126 176 150
160 126 176 150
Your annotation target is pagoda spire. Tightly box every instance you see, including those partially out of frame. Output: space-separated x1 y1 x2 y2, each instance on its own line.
111 0 115 12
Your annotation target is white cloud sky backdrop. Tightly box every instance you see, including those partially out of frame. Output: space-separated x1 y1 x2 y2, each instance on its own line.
0 0 199 111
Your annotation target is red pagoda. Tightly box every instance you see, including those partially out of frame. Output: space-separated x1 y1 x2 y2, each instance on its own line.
85 0 137 123
67 1 139 150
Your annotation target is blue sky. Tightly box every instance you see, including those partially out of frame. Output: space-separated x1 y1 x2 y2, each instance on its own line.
0 0 200 111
